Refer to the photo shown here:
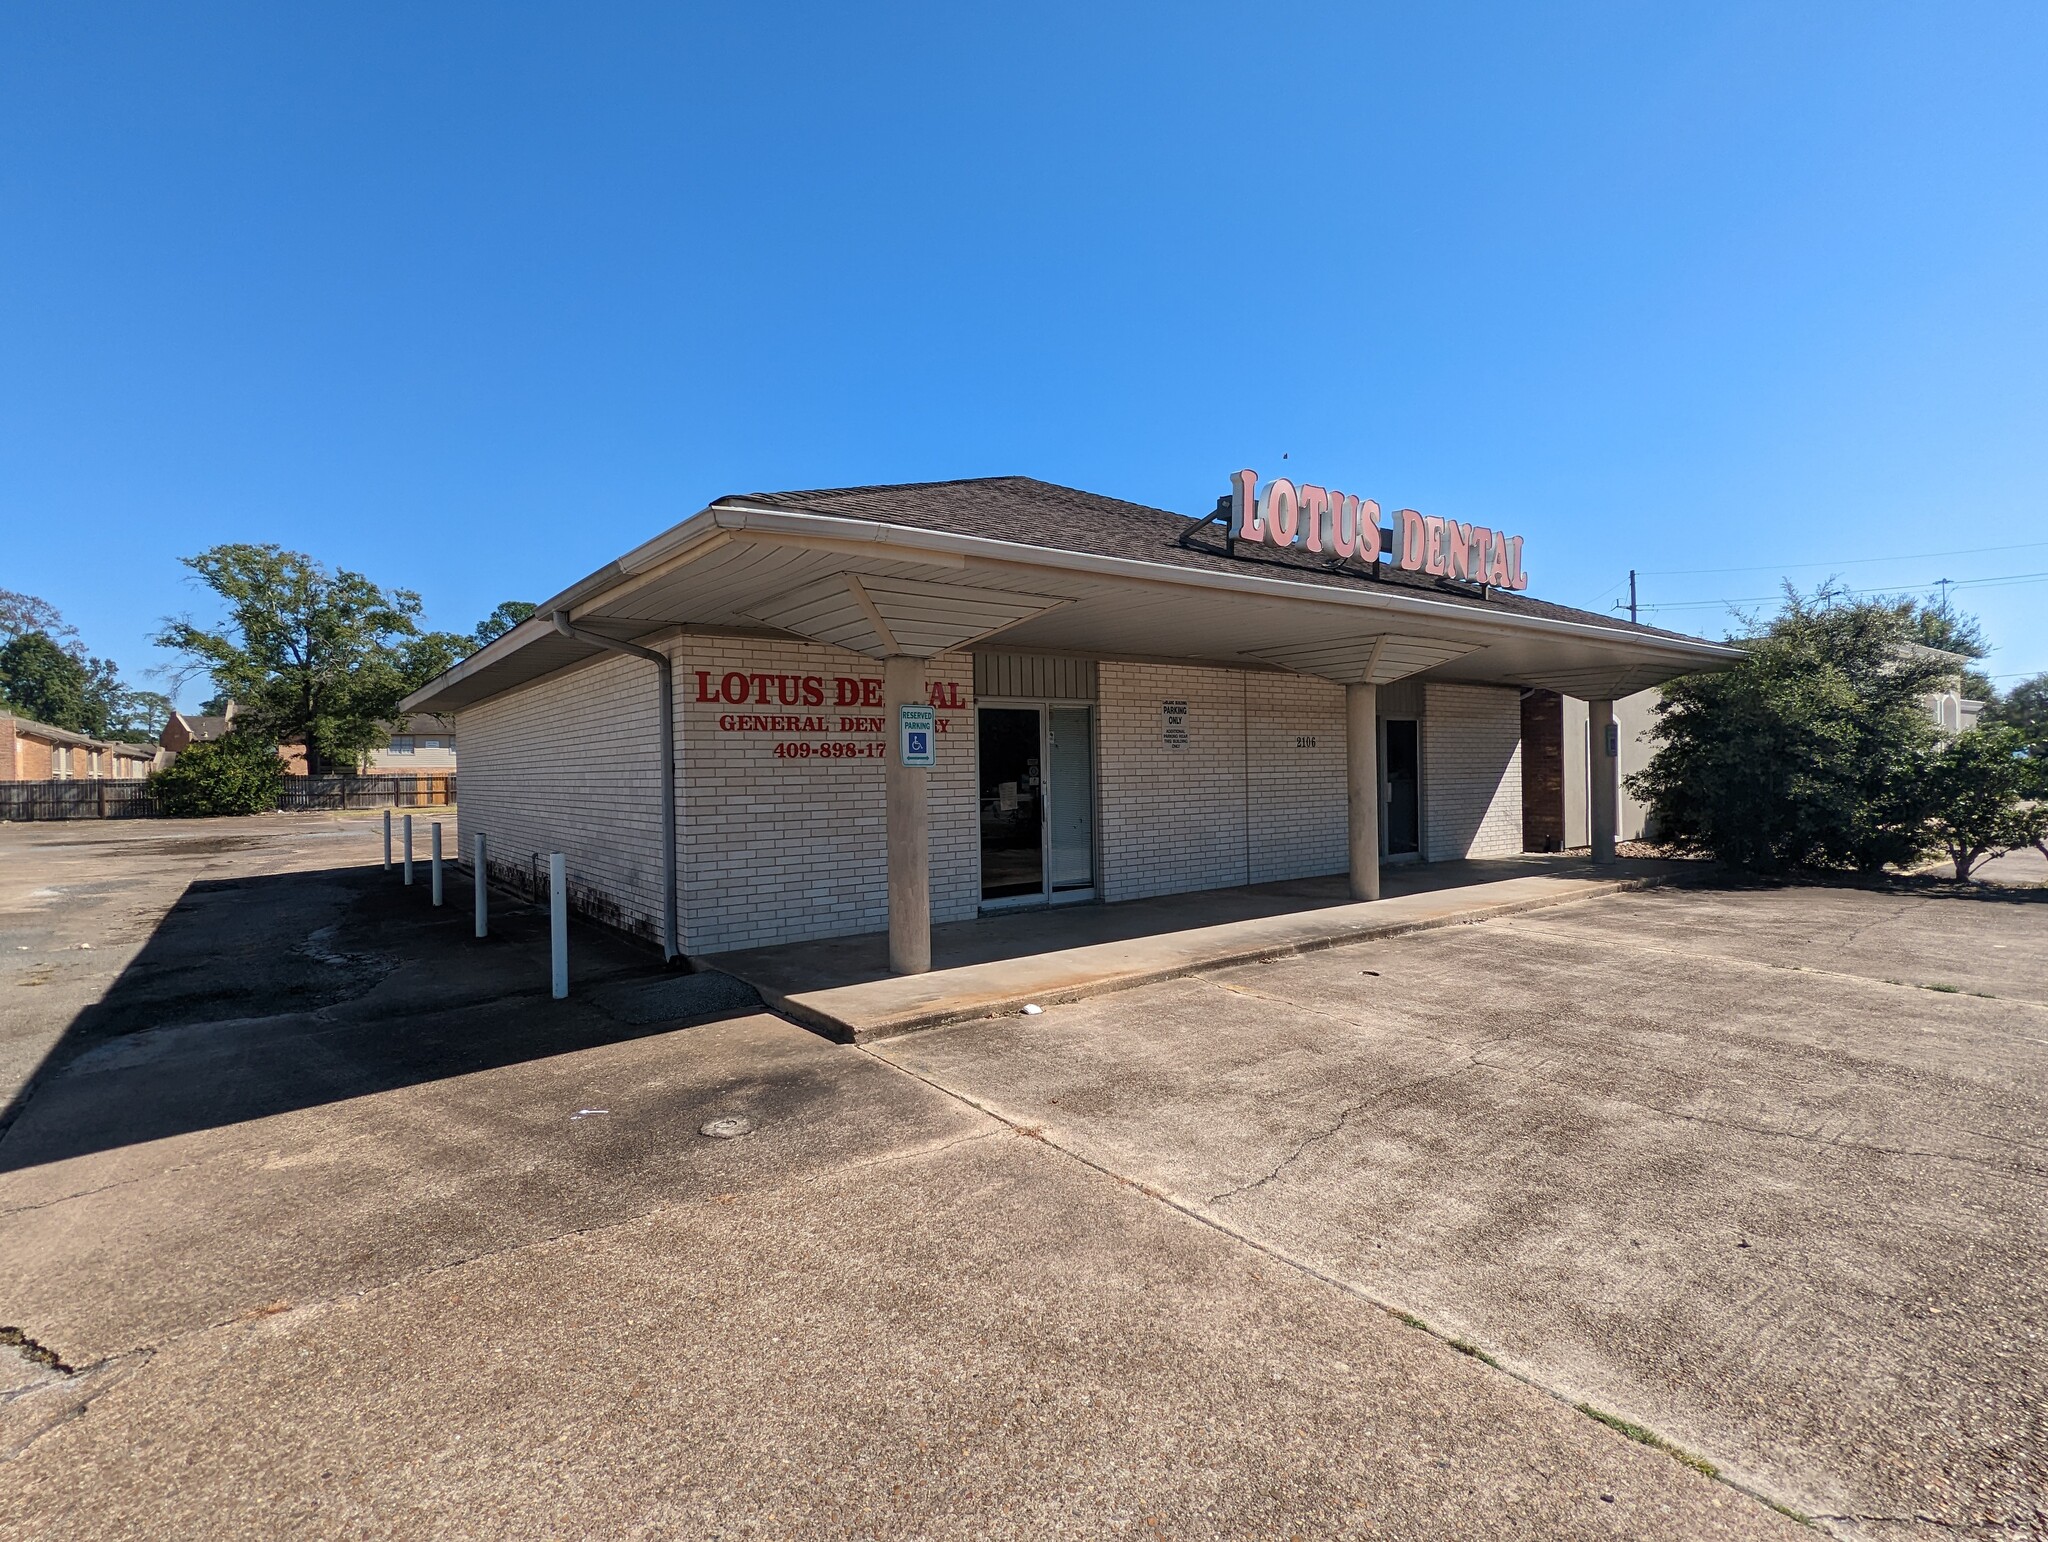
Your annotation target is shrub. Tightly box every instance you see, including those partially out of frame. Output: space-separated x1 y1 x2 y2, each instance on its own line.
148 732 288 817
1629 590 1946 873
1924 724 2037 881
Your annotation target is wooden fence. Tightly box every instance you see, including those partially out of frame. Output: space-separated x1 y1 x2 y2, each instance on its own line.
0 780 158 821
0 773 455 821
277 774 456 810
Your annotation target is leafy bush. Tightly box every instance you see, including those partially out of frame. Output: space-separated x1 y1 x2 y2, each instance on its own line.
1924 725 2038 881
147 732 288 817
1629 590 1947 873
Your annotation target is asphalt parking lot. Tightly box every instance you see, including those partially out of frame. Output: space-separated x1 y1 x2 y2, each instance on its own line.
1 815 2042 1539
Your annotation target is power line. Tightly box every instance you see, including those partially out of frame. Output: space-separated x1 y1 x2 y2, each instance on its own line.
1635 571 2048 613
1634 538 2048 580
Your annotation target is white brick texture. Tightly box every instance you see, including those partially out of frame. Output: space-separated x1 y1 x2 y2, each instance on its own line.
679 639 975 953
1096 663 1348 900
457 649 670 942
460 640 1530 950
1422 682 1523 859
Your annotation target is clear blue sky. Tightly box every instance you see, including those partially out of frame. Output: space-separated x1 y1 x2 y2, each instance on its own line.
5 3 2045 709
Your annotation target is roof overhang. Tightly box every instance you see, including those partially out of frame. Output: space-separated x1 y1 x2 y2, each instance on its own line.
403 503 1742 714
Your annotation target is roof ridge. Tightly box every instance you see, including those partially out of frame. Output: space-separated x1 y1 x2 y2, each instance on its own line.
717 473 1040 505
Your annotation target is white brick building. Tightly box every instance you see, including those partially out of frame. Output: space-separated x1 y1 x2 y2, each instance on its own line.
406 476 1737 965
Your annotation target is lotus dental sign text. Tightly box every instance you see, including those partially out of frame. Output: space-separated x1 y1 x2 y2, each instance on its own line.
1227 469 1529 591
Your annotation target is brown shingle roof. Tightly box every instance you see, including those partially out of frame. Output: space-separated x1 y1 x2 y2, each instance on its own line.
717 476 1712 645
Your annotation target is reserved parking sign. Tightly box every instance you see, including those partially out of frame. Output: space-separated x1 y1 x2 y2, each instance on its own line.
899 704 936 767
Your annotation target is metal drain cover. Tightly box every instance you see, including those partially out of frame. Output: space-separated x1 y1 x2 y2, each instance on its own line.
699 1115 755 1140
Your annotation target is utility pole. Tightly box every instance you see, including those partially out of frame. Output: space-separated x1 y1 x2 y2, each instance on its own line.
1934 576 1953 615
1628 570 1638 625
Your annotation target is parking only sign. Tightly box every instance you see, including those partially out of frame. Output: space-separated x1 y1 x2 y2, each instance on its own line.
899 704 936 767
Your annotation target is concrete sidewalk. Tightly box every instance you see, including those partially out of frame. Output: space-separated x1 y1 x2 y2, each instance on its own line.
706 855 1698 1039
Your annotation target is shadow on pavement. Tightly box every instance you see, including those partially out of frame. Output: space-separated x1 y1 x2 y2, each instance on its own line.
0 863 758 1175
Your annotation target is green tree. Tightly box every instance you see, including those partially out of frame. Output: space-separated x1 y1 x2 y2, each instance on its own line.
154 544 426 775
0 632 92 731
471 600 536 647
1985 672 2048 760
147 731 288 817
385 602 537 705
1629 586 1950 873
1923 724 2036 881
0 593 173 742
0 590 80 652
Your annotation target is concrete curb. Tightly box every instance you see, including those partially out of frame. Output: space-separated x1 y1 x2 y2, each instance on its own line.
728 869 1693 1043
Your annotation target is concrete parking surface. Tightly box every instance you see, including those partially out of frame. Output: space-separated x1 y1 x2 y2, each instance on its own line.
1 815 2042 1539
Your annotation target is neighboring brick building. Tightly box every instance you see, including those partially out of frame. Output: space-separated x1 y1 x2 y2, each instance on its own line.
2 715 158 780
160 703 314 774
404 474 1738 965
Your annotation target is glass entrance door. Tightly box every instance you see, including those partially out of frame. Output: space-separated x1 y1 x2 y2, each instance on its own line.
978 703 1097 906
1047 707 1095 895
978 707 1044 901
1384 719 1421 860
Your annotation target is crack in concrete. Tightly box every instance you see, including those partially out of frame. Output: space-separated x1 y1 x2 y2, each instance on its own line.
1459 1049 2048 1189
1203 1066 1474 1205
861 1037 1826 1533
0 1325 73 1376
1808 1512 2018 1534
1498 910 2047 1012
1203 973 2048 1187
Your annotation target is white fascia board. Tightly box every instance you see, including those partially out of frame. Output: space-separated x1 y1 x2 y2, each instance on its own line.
398 509 731 712
709 502 1746 665
402 498 1743 714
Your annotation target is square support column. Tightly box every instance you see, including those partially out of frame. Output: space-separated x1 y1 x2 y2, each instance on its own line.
884 655 931 974
1346 682 1381 902
1589 697 1618 865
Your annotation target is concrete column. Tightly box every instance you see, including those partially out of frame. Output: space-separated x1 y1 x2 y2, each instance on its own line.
1589 698 1618 865
884 655 930 974
1346 681 1381 902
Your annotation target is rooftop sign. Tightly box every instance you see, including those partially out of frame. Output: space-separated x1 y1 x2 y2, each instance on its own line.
1226 469 1528 591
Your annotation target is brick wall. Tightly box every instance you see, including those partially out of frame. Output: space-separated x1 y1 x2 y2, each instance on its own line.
1097 663 1248 901
457 636 978 955
678 639 976 953
459 641 1532 950
15 736 54 780
457 648 672 943
1096 663 1348 900
1422 683 1523 859
1247 673 1349 883
1519 689 1564 853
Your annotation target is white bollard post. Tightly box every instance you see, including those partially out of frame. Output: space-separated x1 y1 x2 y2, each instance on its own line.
402 814 414 885
549 852 568 999
474 832 488 938
430 822 444 906
382 810 392 870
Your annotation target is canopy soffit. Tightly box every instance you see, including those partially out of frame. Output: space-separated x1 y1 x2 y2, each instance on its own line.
403 507 1740 714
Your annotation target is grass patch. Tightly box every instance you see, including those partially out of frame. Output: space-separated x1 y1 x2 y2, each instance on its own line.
1924 983 1962 993
1447 1337 1503 1369
1576 1402 1720 1480
1389 1309 1429 1331
1762 1497 1816 1526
